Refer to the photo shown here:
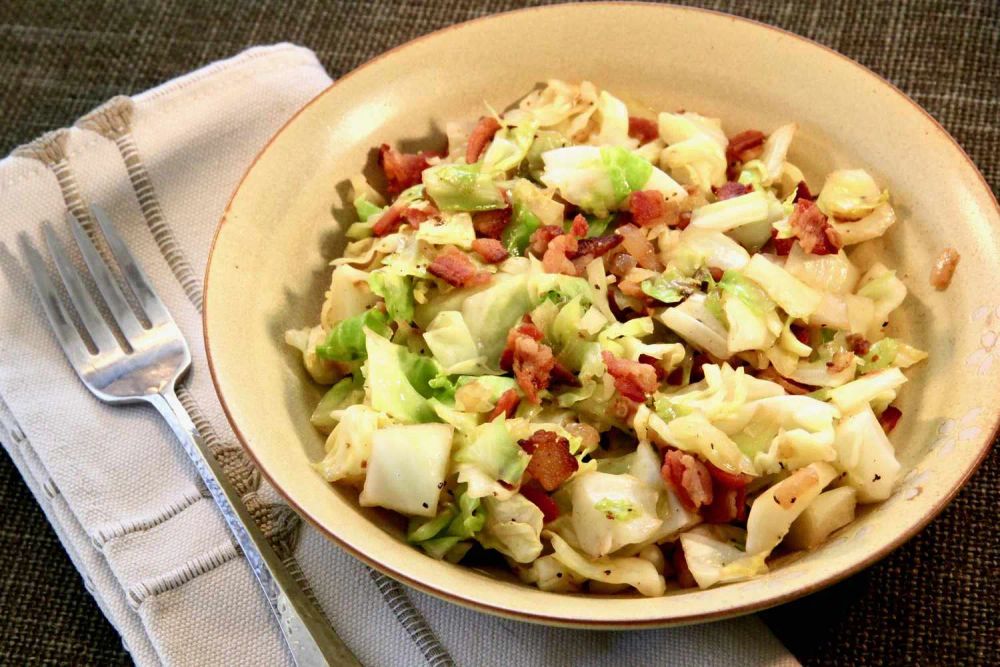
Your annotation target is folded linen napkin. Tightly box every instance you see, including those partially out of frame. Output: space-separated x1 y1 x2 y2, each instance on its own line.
0 44 798 667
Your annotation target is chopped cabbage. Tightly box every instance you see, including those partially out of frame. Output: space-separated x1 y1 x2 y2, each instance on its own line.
816 169 888 221
680 525 768 588
745 461 838 555
833 405 901 502
570 471 662 557
478 494 544 563
314 404 387 485
744 254 822 319
689 191 770 232
359 423 453 516
548 532 666 597
423 163 507 212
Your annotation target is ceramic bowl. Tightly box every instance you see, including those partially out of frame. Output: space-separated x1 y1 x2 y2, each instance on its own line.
204 3 999 627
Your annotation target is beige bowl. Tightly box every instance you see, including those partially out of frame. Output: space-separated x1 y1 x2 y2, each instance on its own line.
205 3 999 627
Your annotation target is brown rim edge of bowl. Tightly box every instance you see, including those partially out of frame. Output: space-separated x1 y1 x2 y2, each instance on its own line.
203 1 1000 628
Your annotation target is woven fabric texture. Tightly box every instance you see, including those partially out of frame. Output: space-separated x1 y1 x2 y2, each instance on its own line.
0 1 996 665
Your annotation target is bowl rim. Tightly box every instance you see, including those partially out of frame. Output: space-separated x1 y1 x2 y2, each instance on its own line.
204 1 1000 627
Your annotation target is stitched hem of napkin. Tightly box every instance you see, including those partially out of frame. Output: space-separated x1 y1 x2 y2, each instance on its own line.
126 542 239 608
12 119 302 560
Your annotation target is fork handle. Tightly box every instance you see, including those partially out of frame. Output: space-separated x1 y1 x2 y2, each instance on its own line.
149 388 360 667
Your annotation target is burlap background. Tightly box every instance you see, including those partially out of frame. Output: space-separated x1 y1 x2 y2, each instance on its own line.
0 1 995 664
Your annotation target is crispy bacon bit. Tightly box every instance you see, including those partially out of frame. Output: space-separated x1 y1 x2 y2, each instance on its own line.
673 545 698 588
706 462 752 489
602 351 659 402
712 181 752 201
638 354 667 381
372 204 404 236
704 485 748 524
756 367 813 395
930 247 960 291
519 480 560 522
499 316 544 371
677 210 692 230
528 225 564 257
574 234 623 259
794 180 816 202
616 223 663 271
725 130 766 165
789 199 842 255
708 266 725 282
471 238 509 264
791 322 812 346
500 318 555 403
569 213 589 238
550 360 582 387
472 208 511 239
520 430 579 491
879 406 902 434
627 116 659 144
827 350 854 373
847 334 871 356
427 247 491 287
542 234 579 275
401 204 439 227
466 116 502 164
378 144 436 196
771 226 795 256
689 353 711 383
662 450 714 510
627 190 670 227
487 388 520 421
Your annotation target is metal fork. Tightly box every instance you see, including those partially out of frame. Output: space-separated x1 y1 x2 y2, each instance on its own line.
19 206 358 667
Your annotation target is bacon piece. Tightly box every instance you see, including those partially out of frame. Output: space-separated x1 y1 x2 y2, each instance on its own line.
789 199 842 255
573 234 623 260
569 213 589 238
673 545 698 588
638 354 667 382
712 181 751 201
677 210 692 230
466 116 502 164
689 353 711 383
427 247 491 287
519 480 560 522
528 224 564 257
930 247 960 291
703 485 748 524
705 462 751 490
708 266 725 282
794 180 816 202
401 204 439 227
499 316 544 370
847 334 870 356
790 322 812 346
378 144 436 197
472 208 511 239
661 450 714 510
471 237 509 264
725 130 766 165
879 406 902 434
616 223 663 271
520 430 579 491
487 388 520 421
500 318 555 404
372 204 404 236
602 351 659 402
550 360 582 387
542 233 579 276
627 190 670 227
771 226 795 256
627 116 659 144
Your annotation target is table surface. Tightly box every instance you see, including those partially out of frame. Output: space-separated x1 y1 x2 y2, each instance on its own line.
1 1 997 665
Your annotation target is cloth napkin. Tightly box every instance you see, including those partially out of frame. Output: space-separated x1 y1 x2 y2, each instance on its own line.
0 44 799 667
